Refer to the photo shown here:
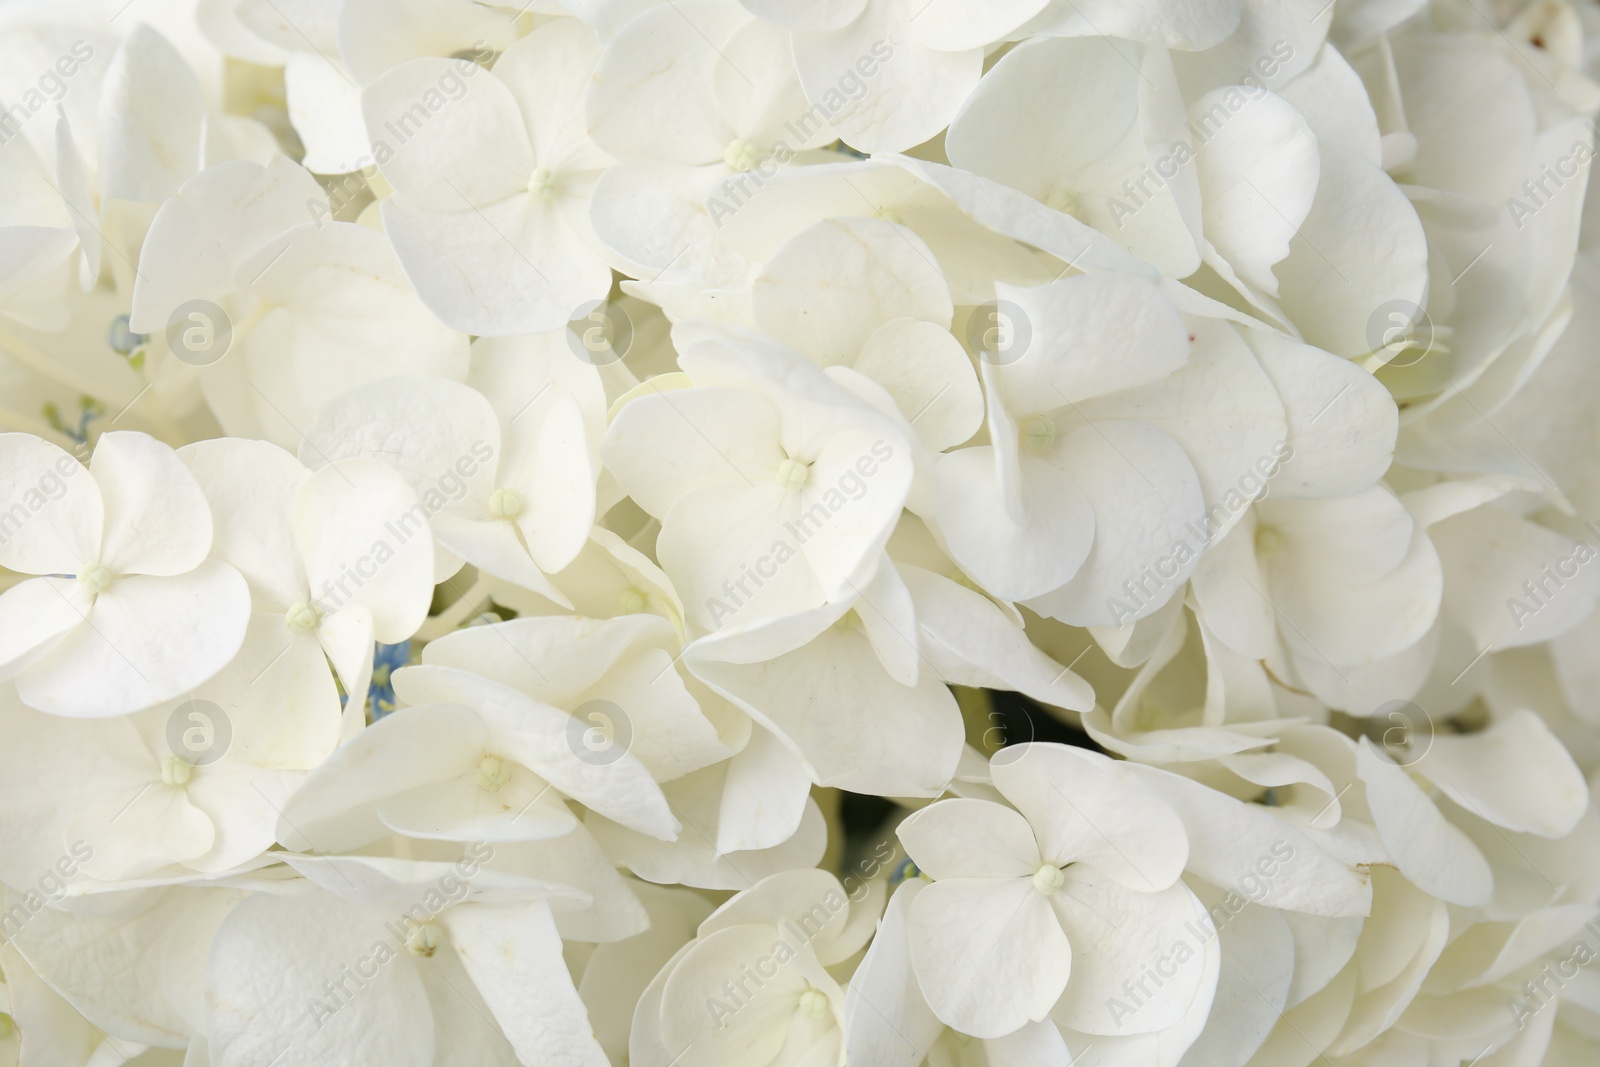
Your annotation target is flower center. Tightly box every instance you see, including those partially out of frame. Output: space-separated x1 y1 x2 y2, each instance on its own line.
879 207 904 225
1255 525 1286 559
284 600 321 635
776 457 811 490
797 988 830 1017
1021 414 1057 451
723 138 761 172
488 487 525 520
620 587 648 614
406 923 440 957
1045 187 1079 215
161 755 194 787
833 611 860 633
78 564 113 594
475 755 513 793
528 167 559 199
1033 863 1066 895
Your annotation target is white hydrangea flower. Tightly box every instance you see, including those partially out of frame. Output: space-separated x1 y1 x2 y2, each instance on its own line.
7 0 1600 1062
362 18 615 334
894 744 1214 1039
0 431 250 716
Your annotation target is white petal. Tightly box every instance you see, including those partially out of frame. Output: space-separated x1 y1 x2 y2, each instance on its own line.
444 900 610 1067
1272 143 1427 358
852 318 983 451
792 6 980 154
98 25 203 203
377 771 578 843
0 433 99 574
384 194 614 337
752 216 952 365
934 445 1094 603
687 621 963 797
992 743 1186 892
19 562 250 717
92 430 214 577
294 458 435 641
207 890 434 1067
996 274 1190 412
908 876 1070 1038
1354 738 1492 907
129 156 326 334
585 1 748 164
284 53 369 174
395 665 680 840
1258 486 1442 666
900 563 1094 710
589 775 826 891
1024 421 1206 627
1023 0 1242 49
896 798 1041 879
1194 87 1319 296
1412 710 1588 839
277 702 491 851
1127 762 1372 917
1050 870 1215 1037
603 384 783 519
740 0 866 32
843 880 944 1067
1242 328 1395 499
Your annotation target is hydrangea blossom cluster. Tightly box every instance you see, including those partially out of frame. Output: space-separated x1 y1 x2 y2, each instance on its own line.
3 0 1600 1064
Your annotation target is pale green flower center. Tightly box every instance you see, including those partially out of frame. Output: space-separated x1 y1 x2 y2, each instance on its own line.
1022 414 1057 451
776 457 811 490
723 139 761 172
475 756 512 793
285 601 320 635
406 923 440 957
1255 525 1286 559
79 563 112 594
489 486 525 520
162 755 194 787
1033 863 1066 894
797 988 830 1017
528 167 559 199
